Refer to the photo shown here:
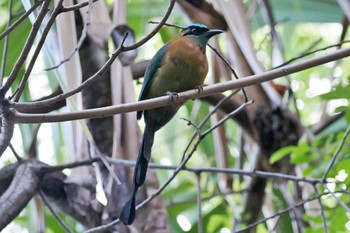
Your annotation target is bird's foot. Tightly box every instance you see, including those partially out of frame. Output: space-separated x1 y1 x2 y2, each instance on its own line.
195 85 204 93
166 91 179 102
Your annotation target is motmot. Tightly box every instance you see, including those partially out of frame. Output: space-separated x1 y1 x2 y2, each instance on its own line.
120 24 223 225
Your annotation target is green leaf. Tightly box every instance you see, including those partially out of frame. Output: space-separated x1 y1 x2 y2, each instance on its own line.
302 166 314 176
319 86 350 100
336 159 350 174
330 207 347 232
345 109 350 123
0 10 31 77
269 145 296 164
290 142 312 164
304 227 324 233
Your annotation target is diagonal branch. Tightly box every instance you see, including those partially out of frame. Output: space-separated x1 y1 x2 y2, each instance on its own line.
39 190 73 233
1 0 51 95
322 125 350 181
61 0 100 12
0 160 42 231
11 44 350 124
0 0 42 40
45 0 94 71
235 190 347 233
13 0 65 102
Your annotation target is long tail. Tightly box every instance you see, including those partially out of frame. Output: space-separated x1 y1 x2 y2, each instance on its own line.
120 124 155 225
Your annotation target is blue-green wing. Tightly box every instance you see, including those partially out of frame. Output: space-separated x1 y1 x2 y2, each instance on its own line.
137 44 168 119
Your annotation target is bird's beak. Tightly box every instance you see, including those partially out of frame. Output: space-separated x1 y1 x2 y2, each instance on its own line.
204 29 224 39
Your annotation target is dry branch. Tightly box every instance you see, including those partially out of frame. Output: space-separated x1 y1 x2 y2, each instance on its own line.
11 44 350 124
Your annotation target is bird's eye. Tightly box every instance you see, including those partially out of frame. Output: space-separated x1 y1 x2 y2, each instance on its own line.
191 28 199 34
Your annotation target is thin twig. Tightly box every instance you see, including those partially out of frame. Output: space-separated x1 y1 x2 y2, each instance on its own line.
181 90 240 162
323 184 350 213
0 0 13 85
202 100 253 137
167 188 248 207
207 43 249 102
273 40 350 69
98 155 121 185
235 190 346 233
303 38 323 53
45 0 94 71
1 0 51 95
148 20 184 29
196 172 203 233
13 0 65 102
261 0 285 63
39 190 73 233
322 125 350 181
0 0 42 40
313 185 328 233
42 156 324 185
9 143 22 161
40 157 101 173
61 0 100 12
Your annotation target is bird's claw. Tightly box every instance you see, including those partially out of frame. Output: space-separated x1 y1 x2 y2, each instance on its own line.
195 85 204 93
166 91 179 102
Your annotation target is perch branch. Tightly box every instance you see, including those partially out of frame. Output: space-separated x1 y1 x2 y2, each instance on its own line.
11 44 350 124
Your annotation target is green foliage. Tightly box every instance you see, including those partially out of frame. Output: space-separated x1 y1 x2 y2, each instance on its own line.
270 128 350 179
250 0 342 30
0 2 30 77
320 76 350 123
269 145 296 164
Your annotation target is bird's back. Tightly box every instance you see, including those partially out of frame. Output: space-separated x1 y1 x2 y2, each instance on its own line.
147 36 208 98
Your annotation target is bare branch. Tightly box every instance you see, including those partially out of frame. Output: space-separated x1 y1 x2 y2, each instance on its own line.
0 0 13 84
273 40 350 69
0 0 42 40
207 43 249 102
167 188 248 207
196 172 203 233
0 160 42 230
148 20 184 29
235 190 347 233
202 100 253 137
45 0 94 71
322 125 350 181
9 143 22 161
313 185 328 233
323 184 350 213
39 190 73 233
61 0 100 12
11 45 350 124
1 0 51 95
13 0 65 102
41 156 323 185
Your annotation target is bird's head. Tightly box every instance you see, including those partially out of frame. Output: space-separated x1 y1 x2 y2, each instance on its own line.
180 24 223 47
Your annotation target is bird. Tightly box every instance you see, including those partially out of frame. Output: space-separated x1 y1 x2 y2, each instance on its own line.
119 23 223 225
